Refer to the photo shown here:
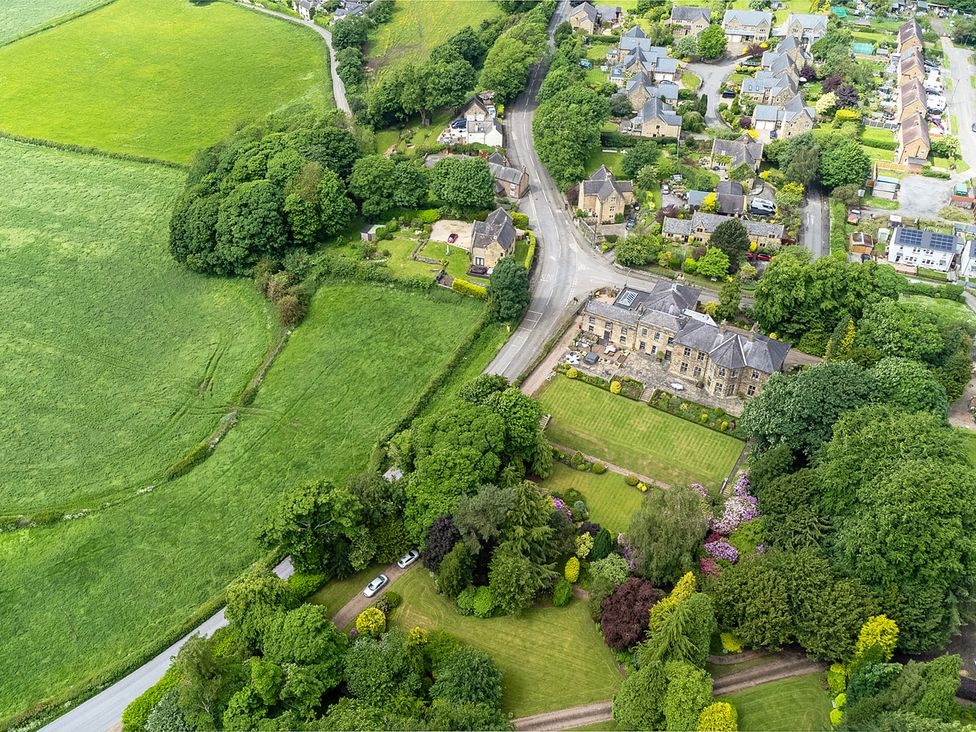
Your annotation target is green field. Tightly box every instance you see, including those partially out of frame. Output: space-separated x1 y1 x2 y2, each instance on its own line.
0 139 272 516
723 673 832 731
0 0 331 162
0 280 484 720
538 377 744 488
540 462 645 534
0 0 103 43
367 0 503 69
393 569 624 717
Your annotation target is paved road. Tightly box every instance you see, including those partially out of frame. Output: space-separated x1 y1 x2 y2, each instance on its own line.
43 558 295 732
800 185 829 259
238 2 351 115
941 34 976 173
687 57 738 126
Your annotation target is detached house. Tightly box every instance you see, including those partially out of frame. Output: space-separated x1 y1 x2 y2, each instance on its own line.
741 70 798 106
624 95 683 138
710 135 764 173
439 95 504 147
722 9 773 53
752 95 815 143
613 47 679 84
663 211 784 247
293 0 322 20
569 2 623 33
471 208 517 269
687 181 746 215
578 166 635 223
623 73 680 107
486 152 529 200
783 13 828 48
582 283 791 399
668 5 711 38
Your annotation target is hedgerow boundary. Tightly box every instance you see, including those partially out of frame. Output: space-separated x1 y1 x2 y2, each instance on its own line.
0 0 118 49
0 131 186 170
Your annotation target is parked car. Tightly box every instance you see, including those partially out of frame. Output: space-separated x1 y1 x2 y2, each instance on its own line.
363 574 388 598
565 354 580 366
721 89 736 99
661 182 671 194
583 352 599 365
847 209 861 225
396 550 420 569
756 253 772 262
447 233 458 243
971 122 976 133
669 382 685 391
626 218 636 229
450 119 466 130
749 198 776 216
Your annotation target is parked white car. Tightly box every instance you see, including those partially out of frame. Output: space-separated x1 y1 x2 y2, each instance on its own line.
566 354 580 366
363 574 388 598
669 382 686 391
396 550 420 569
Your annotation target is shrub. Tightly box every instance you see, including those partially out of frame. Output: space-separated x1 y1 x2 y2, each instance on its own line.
565 556 580 583
384 591 402 610
455 586 477 616
572 500 589 521
419 208 441 223
852 615 898 668
451 277 488 299
696 701 738 731
285 572 326 602
720 632 744 654
591 528 613 561
355 607 386 637
625 474 639 486
829 708 843 726
122 668 178 732
827 663 847 695
610 380 622 394
592 462 607 474
601 577 659 650
277 293 306 326
834 693 846 708
512 212 529 228
473 585 496 618
576 532 594 558
409 626 429 644
552 578 573 607
567 367 579 379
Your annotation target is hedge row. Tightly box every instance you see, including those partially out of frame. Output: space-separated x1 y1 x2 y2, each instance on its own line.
451 277 488 299
0 131 185 170
922 167 951 179
121 668 178 732
311 254 433 291
902 280 965 302
828 199 848 261
860 136 898 151
524 231 537 271
0 0 118 49
600 131 678 149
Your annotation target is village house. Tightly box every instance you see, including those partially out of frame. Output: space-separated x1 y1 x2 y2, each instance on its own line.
898 19 923 53
741 70 798 106
624 95 683 138
686 181 746 215
611 47 679 84
761 49 800 82
898 77 928 121
663 211 785 247
668 5 711 38
783 13 828 49
722 9 773 53
471 207 517 270
582 283 791 399
752 95 815 143
577 166 635 223
898 47 925 85
569 2 623 33
897 111 930 164
332 0 367 20
439 95 504 147
623 73 679 107
886 225 959 273
486 152 529 200
710 135 764 173
293 0 322 20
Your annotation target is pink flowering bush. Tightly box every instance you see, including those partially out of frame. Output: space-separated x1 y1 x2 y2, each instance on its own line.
712 474 759 534
691 483 709 500
552 497 572 521
700 557 721 576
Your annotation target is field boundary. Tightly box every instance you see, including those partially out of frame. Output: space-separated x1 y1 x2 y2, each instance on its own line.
0 131 187 170
0 0 117 49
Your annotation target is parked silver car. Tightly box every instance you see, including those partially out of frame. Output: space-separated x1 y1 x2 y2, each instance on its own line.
396 550 420 569
363 574 388 598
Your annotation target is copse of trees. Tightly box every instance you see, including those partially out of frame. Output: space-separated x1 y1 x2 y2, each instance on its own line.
169 113 362 276
478 2 552 102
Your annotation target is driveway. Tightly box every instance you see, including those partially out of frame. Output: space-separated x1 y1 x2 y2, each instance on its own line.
429 219 473 250
331 563 415 630
686 57 739 126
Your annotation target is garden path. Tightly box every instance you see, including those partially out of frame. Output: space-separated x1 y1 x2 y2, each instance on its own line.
330 563 415 630
547 440 670 490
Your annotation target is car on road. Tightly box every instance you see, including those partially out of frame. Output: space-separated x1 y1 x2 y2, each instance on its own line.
669 382 685 391
583 352 599 365
363 574 388 598
396 550 420 569
447 233 458 243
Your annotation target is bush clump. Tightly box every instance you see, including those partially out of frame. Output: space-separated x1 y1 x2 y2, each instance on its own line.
565 556 580 583
592 462 607 474
473 586 496 618
355 607 386 637
625 474 639 486
552 578 573 607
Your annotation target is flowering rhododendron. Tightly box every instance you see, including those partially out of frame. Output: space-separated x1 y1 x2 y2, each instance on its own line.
699 557 721 576
705 539 739 563
552 497 572 520
712 474 759 534
691 483 709 499
617 533 637 571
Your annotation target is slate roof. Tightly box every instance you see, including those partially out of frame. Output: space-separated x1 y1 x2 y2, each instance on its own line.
570 2 599 23
625 73 680 101
585 282 701 333
632 96 683 127
899 19 923 46
489 161 526 186
711 135 764 169
785 13 828 32
663 217 693 236
487 151 506 165
581 165 633 201
688 211 783 239
675 320 791 372
717 181 744 196
670 5 711 23
754 104 780 122
687 190 745 214
620 47 676 73
722 9 773 27
900 111 930 147
472 207 516 253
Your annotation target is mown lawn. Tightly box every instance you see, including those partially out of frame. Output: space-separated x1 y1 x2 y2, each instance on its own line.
585 149 626 177
0 0 101 43
539 463 645 535
722 673 832 732
904 294 976 324
729 0 821 23
538 376 744 488
393 569 625 717
0 283 485 721
0 140 272 516
366 0 503 69
309 565 384 615
0 0 331 162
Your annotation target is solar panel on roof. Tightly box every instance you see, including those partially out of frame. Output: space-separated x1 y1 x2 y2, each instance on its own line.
899 228 922 246
929 233 957 252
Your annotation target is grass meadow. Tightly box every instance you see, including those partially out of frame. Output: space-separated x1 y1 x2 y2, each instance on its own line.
366 0 503 69
722 673 832 731
0 0 331 162
392 569 625 717
0 139 273 516
0 0 102 43
538 376 744 488
540 462 645 535
0 283 484 721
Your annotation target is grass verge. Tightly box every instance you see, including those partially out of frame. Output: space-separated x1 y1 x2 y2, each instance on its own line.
721 672 831 731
